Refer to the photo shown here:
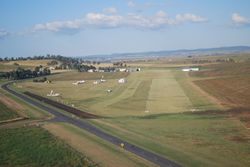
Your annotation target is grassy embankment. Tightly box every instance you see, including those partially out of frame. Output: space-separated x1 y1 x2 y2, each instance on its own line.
0 100 19 121
44 122 157 167
0 87 50 120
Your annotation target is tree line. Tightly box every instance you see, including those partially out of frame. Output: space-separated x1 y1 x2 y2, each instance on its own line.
0 66 51 80
0 54 101 65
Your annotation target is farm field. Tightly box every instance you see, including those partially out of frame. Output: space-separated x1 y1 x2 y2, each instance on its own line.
191 61 250 128
0 126 94 167
0 63 29 72
18 68 217 117
11 58 250 167
2 59 55 67
2 1 250 166
0 60 48 72
0 59 63 73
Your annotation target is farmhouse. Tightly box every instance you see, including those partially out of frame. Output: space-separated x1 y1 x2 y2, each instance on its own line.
98 69 105 72
182 67 199 72
88 69 94 72
49 66 55 70
119 68 128 72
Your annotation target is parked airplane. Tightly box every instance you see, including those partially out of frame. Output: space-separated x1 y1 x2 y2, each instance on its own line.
47 90 60 97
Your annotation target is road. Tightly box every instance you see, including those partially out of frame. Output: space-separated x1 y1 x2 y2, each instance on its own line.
1 82 182 167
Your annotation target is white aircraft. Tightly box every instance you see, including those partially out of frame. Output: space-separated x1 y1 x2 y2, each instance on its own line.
72 80 85 85
47 90 60 97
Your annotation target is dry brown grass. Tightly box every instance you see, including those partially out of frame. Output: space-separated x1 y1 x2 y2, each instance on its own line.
3 59 54 67
191 61 250 129
47 71 129 81
190 62 250 78
194 77 250 108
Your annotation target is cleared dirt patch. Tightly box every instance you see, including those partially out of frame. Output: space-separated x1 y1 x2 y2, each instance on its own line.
226 135 250 143
194 77 250 108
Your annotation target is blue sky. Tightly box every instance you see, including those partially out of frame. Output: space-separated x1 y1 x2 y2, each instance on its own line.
0 0 250 57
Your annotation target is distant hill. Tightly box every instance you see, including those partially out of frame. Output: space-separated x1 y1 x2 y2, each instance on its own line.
80 46 250 61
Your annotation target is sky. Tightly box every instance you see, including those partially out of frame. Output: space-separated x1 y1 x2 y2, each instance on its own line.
0 0 250 58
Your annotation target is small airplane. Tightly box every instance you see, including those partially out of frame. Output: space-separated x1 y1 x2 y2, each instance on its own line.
100 79 106 82
47 90 60 97
72 80 85 85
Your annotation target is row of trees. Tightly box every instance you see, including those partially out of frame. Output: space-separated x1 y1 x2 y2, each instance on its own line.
0 54 105 74
0 54 69 62
98 67 116 72
192 58 235 64
77 65 96 72
113 62 127 67
0 66 51 80
0 54 101 66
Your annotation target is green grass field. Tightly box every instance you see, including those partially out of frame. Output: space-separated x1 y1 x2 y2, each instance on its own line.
14 61 250 167
18 68 217 117
0 100 19 121
0 126 94 167
173 70 219 111
90 113 250 167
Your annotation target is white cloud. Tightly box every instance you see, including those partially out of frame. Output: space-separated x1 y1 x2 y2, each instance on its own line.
232 13 250 25
33 19 83 32
128 1 135 7
176 13 207 23
86 13 123 28
103 7 118 14
0 29 10 39
32 10 207 33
